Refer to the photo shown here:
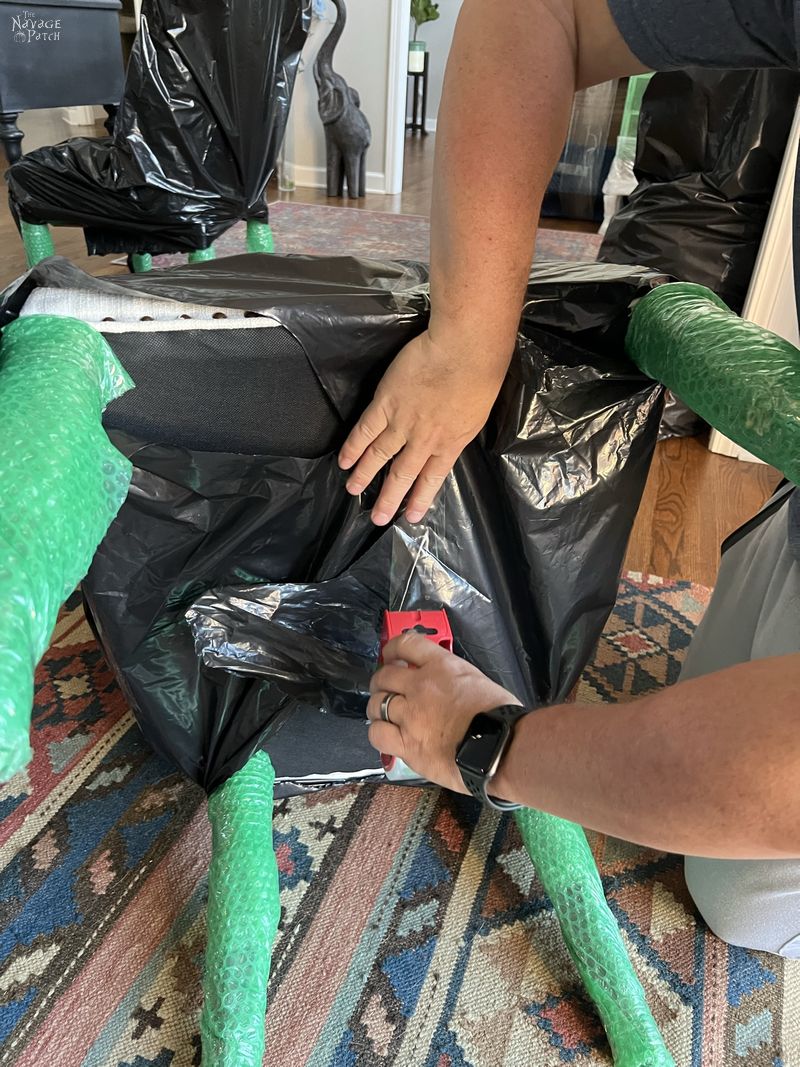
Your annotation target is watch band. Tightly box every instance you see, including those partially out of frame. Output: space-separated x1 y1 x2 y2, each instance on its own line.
455 705 528 811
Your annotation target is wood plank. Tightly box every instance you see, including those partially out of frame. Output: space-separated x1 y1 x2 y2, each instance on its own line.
625 437 782 587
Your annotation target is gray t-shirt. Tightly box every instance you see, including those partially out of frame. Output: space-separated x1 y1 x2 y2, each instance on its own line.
608 0 800 560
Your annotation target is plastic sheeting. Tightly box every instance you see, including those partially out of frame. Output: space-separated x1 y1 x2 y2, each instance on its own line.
5 0 310 255
600 69 800 314
2 255 665 794
543 81 618 222
0 316 132 782
627 281 800 483
659 392 706 441
186 524 517 725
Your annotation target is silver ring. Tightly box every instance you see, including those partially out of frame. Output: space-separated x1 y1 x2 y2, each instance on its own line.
380 692 398 724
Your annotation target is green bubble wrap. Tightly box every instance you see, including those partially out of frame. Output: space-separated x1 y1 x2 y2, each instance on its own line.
131 253 153 273
189 247 217 263
627 282 800 481
20 221 55 268
246 219 275 253
202 751 280 1067
0 316 133 783
516 810 673 1066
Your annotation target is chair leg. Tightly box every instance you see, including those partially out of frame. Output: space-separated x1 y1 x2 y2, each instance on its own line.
129 253 153 273
516 809 673 1065
188 247 216 263
20 221 55 268
201 751 279 1067
0 111 24 164
246 219 274 253
102 103 118 137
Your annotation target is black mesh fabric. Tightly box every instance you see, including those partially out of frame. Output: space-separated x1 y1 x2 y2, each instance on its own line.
103 325 341 456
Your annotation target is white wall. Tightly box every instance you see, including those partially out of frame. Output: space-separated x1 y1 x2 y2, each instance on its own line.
410 0 462 131
287 0 392 193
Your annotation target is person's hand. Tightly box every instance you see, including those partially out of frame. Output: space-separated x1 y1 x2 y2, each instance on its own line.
338 329 508 525
366 631 522 792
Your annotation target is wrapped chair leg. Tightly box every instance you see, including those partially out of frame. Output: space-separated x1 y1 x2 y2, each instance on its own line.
0 315 132 781
129 253 153 273
626 281 800 482
246 219 274 253
516 809 674 1066
201 751 280 1067
20 221 55 268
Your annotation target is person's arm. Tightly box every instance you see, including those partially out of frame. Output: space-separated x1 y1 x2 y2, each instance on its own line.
338 0 647 525
493 654 800 858
367 633 800 860
428 0 646 370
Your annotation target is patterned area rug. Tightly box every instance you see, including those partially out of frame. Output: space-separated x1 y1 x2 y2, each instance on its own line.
139 201 603 268
2 574 799 1066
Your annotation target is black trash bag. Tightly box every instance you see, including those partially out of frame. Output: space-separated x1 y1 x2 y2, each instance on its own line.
543 82 619 223
186 524 514 723
659 392 706 441
600 69 800 314
5 0 310 255
4 255 664 794
183 522 505 783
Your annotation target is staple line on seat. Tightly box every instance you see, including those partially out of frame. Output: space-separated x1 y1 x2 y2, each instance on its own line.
19 288 272 324
97 319 283 334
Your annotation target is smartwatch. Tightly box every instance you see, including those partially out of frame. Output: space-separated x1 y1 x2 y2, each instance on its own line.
455 705 528 810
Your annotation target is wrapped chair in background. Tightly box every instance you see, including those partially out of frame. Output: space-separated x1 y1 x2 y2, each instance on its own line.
4 0 310 272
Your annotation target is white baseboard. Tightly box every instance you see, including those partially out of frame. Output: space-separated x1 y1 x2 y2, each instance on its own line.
291 163 388 196
707 430 765 465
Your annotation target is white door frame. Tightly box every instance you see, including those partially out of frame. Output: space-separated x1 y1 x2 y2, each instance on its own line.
384 0 409 195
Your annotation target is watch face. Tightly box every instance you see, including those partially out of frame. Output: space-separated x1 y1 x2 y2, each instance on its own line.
455 713 505 777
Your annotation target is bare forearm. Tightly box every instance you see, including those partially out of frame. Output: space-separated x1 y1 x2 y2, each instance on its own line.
429 0 574 362
492 655 800 859
429 0 646 365
338 3 647 523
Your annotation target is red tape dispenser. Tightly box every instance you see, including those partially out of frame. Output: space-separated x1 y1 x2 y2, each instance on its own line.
378 609 453 782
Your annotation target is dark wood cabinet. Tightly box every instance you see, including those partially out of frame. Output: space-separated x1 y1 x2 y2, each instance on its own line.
0 0 124 162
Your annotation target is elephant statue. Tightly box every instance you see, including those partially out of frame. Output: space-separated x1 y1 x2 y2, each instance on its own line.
314 0 371 198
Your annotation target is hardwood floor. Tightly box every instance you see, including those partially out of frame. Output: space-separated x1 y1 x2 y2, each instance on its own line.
625 437 780 587
1 119 780 585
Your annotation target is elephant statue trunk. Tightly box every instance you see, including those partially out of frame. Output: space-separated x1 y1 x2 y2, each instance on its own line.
314 0 371 198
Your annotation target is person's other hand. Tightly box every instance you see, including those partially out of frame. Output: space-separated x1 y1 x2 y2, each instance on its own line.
338 329 508 525
366 632 522 792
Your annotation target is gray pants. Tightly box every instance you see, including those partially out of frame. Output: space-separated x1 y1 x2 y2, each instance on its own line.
679 486 800 958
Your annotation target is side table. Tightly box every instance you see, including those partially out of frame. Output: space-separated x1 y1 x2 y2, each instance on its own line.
0 0 125 163
406 51 429 135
